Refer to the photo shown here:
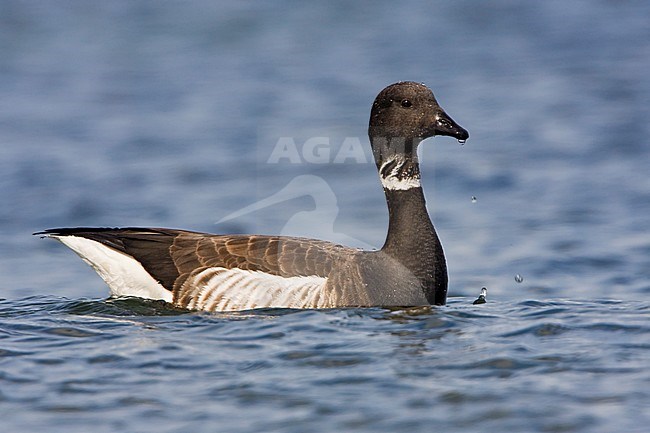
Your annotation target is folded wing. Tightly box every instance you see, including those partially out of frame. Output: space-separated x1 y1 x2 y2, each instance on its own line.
39 227 362 311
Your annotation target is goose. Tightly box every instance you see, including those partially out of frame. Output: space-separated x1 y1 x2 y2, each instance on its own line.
36 81 469 311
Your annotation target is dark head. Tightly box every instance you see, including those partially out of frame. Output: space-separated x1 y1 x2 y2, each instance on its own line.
368 82 469 165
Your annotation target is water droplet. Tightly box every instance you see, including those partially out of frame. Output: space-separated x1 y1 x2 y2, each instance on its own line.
473 287 487 304
471 196 477 203
515 274 524 283
457 139 466 145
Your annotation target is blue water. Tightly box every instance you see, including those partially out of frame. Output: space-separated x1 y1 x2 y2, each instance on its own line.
1 1 649 432
1 297 648 433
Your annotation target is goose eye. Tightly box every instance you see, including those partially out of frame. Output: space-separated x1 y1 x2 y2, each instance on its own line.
401 99 412 108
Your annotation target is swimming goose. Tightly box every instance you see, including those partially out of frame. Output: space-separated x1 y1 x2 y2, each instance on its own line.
37 82 469 311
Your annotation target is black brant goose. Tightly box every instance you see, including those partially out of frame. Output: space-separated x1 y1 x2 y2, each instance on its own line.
37 82 469 311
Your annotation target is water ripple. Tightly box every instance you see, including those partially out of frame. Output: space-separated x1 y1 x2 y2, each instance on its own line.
0 295 648 432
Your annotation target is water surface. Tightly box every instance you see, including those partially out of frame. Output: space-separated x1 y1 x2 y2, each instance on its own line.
1 296 648 433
